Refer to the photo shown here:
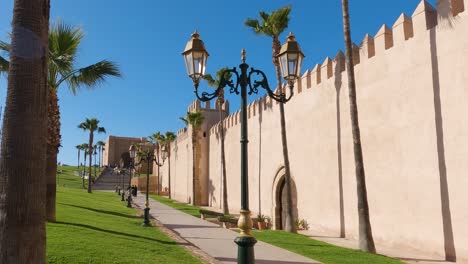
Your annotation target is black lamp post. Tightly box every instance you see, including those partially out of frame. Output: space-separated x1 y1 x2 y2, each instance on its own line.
116 167 121 196
121 168 126 201
133 143 167 226
155 145 168 196
127 145 137 208
182 31 304 264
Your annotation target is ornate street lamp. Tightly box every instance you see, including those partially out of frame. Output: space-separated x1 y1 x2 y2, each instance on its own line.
115 167 121 196
135 143 167 226
182 31 304 264
155 145 168 195
121 168 126 202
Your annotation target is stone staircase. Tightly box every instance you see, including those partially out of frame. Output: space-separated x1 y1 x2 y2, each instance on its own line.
93 168 131 191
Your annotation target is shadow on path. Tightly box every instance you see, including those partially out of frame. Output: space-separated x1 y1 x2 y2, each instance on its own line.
216 257 316 264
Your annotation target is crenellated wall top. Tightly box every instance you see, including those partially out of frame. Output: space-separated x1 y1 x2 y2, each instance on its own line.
208 0 465 136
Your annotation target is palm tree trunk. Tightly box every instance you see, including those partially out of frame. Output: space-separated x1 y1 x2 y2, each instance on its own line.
88 133 93 193
273 37 296 233
94 153 96 178
192 132 196 205
83 152 87 189
0 0 49 262
46 88 61 222
168 149 172 199
219 105 229 214
341 0 376 253
78 149 81 169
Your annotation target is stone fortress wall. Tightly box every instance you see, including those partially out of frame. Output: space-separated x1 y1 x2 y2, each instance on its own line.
102 136 147 168
158 0 468 261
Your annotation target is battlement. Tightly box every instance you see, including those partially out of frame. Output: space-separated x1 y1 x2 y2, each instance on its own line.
187 98 230 113
209 0 466 137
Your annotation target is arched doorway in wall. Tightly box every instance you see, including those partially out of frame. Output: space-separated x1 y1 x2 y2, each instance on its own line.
272 166 298 230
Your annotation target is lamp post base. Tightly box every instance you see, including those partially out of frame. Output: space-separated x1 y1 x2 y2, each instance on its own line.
127 197 132 208
121 192 125 201
141 207 151 226
234 236 257 264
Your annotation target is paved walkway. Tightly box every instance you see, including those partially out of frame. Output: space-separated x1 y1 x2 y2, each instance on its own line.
132 195 319 264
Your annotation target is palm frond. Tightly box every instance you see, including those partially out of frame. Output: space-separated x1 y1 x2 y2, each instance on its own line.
0 55 9 75
180 116 189 126
0 40 10 53
49 21 84 72
165 131 176 142
66 60 121 95
202 74 216 87
245 5 291 38
244 18 262 35
270 5 291 36
98 127 106 134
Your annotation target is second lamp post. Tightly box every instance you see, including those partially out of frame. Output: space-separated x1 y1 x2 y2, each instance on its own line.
182 30 304 264
129 143 167 226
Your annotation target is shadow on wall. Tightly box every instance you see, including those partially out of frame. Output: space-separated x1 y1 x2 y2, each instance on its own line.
430 3 457 261
258 99 263 215
334 53 346 239
209 179 216 207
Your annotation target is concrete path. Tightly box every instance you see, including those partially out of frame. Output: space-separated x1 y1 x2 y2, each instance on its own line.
132 195 319 264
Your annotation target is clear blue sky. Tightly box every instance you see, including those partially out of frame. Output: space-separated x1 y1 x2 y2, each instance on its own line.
0 0 435 165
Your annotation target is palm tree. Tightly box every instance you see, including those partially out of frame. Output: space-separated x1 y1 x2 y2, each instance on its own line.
76 144 83 169
203 68 231 214
245 5 296 233
149 131 164 195
180 111 205 205
0 0 50 261
341 0 375 253
93 145 97 178
0 21 121 221
81 143 89 189
96 141 105 168
78 118 106 193
164 131 176 199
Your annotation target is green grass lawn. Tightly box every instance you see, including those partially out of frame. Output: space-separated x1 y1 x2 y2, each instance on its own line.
150 195 202 218
57 165 104 189
252 230 404 264
56 165 86 189
151 195 403 264
47 187 202 264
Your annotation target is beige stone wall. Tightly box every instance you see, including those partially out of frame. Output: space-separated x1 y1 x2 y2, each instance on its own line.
163 1 468 261
102 136 147 168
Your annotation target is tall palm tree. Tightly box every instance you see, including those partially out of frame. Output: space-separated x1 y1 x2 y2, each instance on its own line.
93 145 97 179
164 131 176 199
341 0 375 253
78 118 106 193
96 140 105 167
0 0 50 261
203 67 231 214
245 5 296 233
76 144 83 169
180 111 205 205
149 131 164 195
0 21 121 221
81 143 89 189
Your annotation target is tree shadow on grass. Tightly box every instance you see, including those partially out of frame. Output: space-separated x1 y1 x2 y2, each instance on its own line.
54 221 179 245
58 203 141 219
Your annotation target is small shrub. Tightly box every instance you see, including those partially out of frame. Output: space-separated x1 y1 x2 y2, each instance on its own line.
295 219 309 230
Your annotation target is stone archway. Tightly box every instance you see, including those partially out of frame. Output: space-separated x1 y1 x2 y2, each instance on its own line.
272 166 298 230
